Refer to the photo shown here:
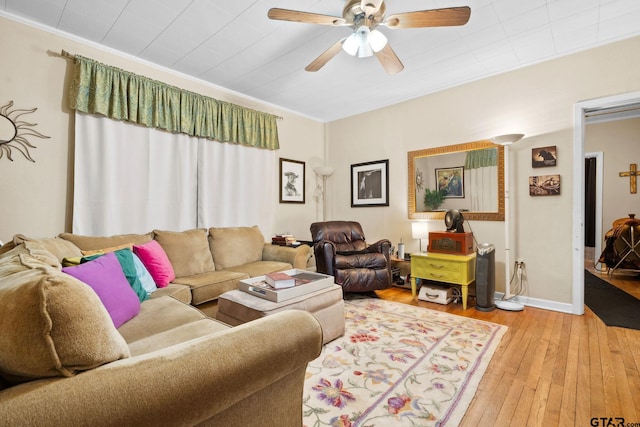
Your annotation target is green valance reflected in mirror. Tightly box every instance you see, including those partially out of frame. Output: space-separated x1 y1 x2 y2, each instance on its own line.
408 140 505 221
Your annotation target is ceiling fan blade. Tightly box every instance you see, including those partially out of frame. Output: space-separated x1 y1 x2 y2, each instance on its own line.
385 6 471 29
305 40 344 72
361 0 383 16
268 8 347 26
375 44 404 75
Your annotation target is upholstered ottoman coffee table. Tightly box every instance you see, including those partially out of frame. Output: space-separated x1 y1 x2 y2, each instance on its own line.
216 284 345 344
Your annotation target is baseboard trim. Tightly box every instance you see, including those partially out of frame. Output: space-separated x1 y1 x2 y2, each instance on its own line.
493 293 574 314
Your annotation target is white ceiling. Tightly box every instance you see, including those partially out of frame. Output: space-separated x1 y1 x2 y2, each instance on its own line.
3 0 640 122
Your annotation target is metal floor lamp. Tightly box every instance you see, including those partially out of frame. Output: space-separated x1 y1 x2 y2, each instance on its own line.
314 166 335 221
491 133 525 312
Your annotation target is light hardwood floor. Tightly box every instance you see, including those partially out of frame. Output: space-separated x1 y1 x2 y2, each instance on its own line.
375 253 640 426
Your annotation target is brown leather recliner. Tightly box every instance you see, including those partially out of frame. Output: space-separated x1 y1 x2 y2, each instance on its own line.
310 221 392 293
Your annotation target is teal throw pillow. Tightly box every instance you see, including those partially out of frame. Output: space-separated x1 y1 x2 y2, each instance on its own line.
83 249 149 303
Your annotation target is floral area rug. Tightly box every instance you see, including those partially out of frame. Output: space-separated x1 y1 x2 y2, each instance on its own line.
303 299 507 427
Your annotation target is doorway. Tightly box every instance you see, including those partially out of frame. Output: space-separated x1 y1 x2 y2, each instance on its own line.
573 91 640 315
584 151 603 268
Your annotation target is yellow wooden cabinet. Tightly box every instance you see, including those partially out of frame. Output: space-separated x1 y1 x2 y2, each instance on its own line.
410 252 476 309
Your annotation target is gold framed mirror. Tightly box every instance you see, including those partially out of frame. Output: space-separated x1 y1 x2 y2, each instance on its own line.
408 140 505 221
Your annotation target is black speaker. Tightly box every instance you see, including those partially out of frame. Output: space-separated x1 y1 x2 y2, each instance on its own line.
475 243 495 312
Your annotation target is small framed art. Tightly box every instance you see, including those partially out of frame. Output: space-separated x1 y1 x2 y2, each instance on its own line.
532 146 557 168
351 159 389 207
435 166 465 198
529 174 560 196
279 158 305 203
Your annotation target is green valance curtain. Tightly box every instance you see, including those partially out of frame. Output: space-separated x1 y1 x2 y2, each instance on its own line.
68 55 279 150
464 147 497 169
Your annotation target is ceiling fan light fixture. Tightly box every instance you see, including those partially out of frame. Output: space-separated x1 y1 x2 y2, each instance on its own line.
343 26 372 57
269 3 472 73
355 26 373 57
358 42 373 58
343 26 386 58
369 29 387 52
342 32 359 56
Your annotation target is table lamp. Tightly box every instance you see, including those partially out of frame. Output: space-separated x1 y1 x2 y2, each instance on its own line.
411 221 429 253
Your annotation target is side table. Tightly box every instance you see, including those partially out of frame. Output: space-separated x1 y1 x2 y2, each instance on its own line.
410 252 476 310
390 256 411 276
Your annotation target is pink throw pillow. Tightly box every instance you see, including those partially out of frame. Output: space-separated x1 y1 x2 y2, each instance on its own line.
133 240 175 288
62 252 141 328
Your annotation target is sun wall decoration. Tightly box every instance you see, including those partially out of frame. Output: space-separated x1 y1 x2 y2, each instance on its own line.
0 100 50 162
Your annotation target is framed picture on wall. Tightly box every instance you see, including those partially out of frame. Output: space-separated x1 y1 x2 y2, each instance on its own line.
279 158 305 203
531 145 557 168
351 159 389 207
435 166 465 198
529 174 561 196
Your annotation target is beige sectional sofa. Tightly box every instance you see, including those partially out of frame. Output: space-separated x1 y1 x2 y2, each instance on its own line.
0 226 322 426
56 225 313 316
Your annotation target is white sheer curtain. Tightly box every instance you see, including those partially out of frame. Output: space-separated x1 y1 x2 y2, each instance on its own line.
467 166 498 211
197 139 276 236
73 112 275 236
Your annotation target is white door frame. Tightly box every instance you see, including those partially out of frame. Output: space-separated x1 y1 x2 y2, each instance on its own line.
572 91 640 315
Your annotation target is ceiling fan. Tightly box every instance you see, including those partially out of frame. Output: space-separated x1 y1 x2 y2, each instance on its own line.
268 0 471 75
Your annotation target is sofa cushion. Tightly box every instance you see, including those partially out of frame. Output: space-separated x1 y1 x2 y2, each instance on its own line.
133 240 175 288
81 242 133 256
117 296 208 344
150 283 192 304
225 261 292 278
59 232 153 251
0 247 130 383
62 252 141 328
127 319 229 357
12 234 83 262
8 241 64 270
0 241 16 257
153 229 215 277
0 243 61 275
173 270 248 305
208 226 265 270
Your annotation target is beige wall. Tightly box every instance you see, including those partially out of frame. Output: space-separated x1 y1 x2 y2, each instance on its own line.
2 12 640 308
586 118 640 243
0 15 325 244
326 36 640 305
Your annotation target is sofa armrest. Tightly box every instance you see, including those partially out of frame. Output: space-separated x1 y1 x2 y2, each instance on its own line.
0 310 323 427
262 243 312 269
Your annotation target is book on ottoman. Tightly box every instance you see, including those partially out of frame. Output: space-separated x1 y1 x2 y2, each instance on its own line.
239 269 334 302
264 272 296 289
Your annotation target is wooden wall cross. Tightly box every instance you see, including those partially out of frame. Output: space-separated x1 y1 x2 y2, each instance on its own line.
619 163 638 194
